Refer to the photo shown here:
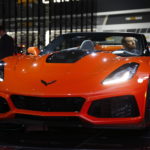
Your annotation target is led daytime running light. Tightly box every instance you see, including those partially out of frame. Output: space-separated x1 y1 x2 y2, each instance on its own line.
102 62 139 85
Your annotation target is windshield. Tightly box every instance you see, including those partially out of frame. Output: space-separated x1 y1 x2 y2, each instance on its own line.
41 33 143 56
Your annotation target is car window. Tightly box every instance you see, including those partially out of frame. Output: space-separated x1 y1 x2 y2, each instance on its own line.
41 33 143 56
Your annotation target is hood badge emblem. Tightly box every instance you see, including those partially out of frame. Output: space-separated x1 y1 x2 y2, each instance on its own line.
41 80 57 86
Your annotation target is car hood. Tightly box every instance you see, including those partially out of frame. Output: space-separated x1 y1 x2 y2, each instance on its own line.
0 52 140 96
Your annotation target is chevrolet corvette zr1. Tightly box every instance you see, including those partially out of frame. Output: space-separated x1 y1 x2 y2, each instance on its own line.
0 32 150 129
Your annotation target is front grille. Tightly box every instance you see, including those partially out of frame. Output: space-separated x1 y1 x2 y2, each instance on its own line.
11 95 85 112
0 97 10 113
88 95 139 118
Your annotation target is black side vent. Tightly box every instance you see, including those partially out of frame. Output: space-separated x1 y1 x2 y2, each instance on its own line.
88 95 139 118
0 97 10 113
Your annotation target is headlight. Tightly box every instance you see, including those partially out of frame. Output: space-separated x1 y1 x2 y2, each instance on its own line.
102 62 139 85
0 61 5 82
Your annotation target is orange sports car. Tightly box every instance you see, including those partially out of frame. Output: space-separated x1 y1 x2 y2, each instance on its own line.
0 32 150 129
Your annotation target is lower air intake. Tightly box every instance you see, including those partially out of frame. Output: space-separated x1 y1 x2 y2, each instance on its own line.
88 95 139 118
0 97 10 113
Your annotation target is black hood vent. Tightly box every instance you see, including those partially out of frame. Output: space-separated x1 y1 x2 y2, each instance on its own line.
46 50 92 63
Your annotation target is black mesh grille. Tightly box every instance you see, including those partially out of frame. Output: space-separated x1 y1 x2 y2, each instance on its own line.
88 95 139 118
0 97 10 113
11 95 85 112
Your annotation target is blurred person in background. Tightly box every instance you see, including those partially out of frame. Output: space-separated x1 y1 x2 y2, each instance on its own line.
0 25 15 59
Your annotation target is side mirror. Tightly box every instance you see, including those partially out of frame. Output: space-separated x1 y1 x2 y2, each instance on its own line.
27 47 40 56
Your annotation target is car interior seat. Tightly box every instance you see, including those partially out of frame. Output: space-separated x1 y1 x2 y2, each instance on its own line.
80 40 94 51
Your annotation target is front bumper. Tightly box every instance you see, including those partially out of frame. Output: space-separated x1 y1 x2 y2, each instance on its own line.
0 92 146 129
